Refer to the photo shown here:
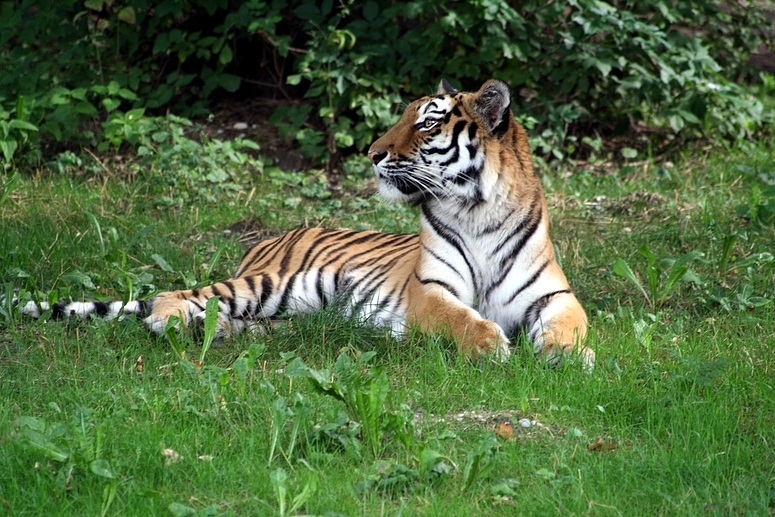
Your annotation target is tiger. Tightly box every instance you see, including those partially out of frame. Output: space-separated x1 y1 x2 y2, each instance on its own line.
15 79 594 368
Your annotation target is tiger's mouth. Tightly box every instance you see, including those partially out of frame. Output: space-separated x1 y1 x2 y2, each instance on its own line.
374 167 427 204
378 171 422 195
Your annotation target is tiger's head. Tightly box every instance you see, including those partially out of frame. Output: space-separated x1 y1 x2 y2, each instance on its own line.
368 79 533 206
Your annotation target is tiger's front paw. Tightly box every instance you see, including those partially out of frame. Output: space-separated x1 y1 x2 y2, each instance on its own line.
539 340 595 372
145 294 194 336
460 319 511 362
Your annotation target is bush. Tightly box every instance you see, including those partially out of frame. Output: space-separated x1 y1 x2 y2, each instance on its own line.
0 0 772 170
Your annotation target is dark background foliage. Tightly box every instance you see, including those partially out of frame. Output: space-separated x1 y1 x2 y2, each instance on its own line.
0 0 773 171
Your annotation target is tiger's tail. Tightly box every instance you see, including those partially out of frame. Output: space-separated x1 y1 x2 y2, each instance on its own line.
11 297 148 321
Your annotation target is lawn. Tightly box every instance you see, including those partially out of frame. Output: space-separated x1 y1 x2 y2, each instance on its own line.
1 134 774 516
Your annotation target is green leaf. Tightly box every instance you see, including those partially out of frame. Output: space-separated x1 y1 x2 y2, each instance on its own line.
60 270 97 291
668 114 684 132
285 357 309 377
164 315 186 360
678 110 700 124
363 1 379 21
167 502 197 517
125 108 145 121
72 405 94 461
218 74 240 92
151 253 174 272
293 4 319 20
0 172 20 205
612 258 651 307
20 428 69 461
117 6 136 24
84 211 105 257
199 296 220 364
660 251 703 300
90 459 116 479
102 98 121 112
620 147 637 159
74 101 98 116
462 432 498 491
117 88 138 100
9 120 38 132
15 416 46 432
0 139 18 162
127 224 156 250
219 45 233 65
84 0 103 11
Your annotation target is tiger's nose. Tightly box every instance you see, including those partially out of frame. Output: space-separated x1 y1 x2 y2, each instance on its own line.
368 150 388 164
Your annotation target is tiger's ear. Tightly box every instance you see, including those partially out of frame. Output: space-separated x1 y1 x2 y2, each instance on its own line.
473 80 511 134
437 79 458 95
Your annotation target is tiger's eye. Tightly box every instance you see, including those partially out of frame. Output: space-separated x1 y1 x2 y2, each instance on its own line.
424 119 436 128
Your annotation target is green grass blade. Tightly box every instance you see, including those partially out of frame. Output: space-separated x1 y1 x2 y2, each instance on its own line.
199 295 220 364
612 258 652 307
84 211 106 257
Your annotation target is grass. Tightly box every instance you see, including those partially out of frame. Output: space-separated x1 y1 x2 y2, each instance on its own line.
1 136 774 516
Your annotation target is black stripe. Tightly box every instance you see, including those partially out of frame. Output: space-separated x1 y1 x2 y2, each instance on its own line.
135 300 149 317
318 231 395 266
221 281 238 315
351 246 410 307
421 243 465 283
492 201 542 258
296 229 357 273
349 277 389 316
421 205 477 288
277 230 312 278
347 239 418 270
422 120 467 155
454 162 483 186
505 261 549 305
315 269 327 305
485 210 544 297
345 247 415 297
524 289 572 325
259 274 274 315
439 143 460 167
413 270 459 299
235 230 296 277
260 274 273 304
51 302 66 319
467 122 478 141
466 143 478 162
373 292 393 314
324 233 417 273
274 273 297 316
244 275 256 295
93 302 109 317
291 230 364 274
346 244 417 314
244 276 258 316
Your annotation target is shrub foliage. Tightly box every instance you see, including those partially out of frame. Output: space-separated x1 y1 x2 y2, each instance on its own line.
0 0 772 169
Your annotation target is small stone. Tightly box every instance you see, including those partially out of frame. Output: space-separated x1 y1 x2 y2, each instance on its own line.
233 122 248 130
518 418 532 429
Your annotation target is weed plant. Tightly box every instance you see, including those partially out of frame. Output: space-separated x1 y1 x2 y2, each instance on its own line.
1 138 774 515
